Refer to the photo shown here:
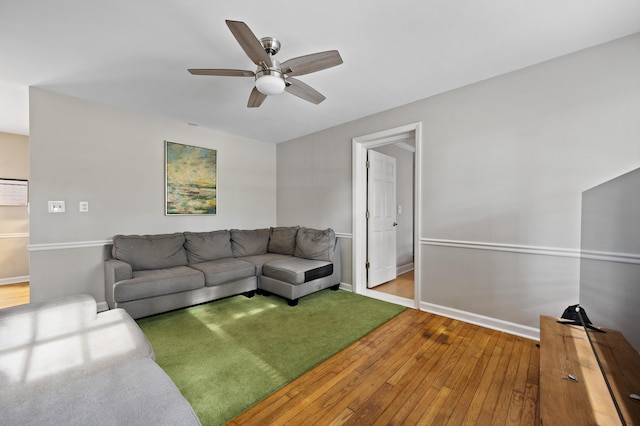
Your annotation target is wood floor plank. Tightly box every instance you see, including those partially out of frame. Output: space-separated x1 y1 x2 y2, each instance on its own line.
373 341 456 423
460 331 509 425
322 316 444 424
490 336 526 425
401 321 477 424
520 345 540 426
231 308 540 426
0 282 29 309
443 329 497 425
458 334 517 425
312 316 442 424
431 328 489 424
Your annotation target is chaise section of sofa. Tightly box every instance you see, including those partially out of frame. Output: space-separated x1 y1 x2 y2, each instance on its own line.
259 227 341 305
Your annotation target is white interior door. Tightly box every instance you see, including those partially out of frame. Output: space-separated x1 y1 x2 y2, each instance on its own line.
367 150 397 288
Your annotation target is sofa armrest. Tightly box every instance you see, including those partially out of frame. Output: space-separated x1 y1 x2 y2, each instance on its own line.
0 297 156 394
0 294 97 351
105 258 133 283
104 258 133 308
333 237 341 280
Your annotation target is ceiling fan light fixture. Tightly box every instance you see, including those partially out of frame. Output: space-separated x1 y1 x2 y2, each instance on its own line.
188 20 343 107
255 72 285 95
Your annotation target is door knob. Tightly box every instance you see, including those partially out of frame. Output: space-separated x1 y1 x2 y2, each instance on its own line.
393 222 398 226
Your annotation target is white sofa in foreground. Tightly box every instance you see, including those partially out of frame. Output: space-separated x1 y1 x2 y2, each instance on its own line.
0 294 201 425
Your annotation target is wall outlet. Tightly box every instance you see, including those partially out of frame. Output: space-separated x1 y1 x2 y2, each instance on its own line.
48 201 65 213
79 201 89 212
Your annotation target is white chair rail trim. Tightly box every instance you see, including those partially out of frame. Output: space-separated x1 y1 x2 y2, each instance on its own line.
27 240 111 251
422 238 639 264
0 233 29 239
421 237 579 258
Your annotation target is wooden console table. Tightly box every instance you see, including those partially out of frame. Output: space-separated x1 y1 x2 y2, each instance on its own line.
539 315 640 425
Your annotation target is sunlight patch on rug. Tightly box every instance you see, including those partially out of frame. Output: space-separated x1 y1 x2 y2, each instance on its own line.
137 290 405 426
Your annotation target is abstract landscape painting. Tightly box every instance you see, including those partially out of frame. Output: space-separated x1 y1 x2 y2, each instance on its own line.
165 141 217 215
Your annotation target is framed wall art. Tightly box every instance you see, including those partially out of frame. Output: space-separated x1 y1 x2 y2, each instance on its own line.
165 141 217 215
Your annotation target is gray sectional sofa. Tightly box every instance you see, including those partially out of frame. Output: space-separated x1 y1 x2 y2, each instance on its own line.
0 294 200 425
105 226 341 318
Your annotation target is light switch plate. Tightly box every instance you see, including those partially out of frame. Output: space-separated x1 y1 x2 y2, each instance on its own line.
48 201 65 213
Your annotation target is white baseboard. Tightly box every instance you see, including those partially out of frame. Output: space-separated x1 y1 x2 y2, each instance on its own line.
396 263 414 275
338 282 353 292
0 276 30 285
420 301 540 341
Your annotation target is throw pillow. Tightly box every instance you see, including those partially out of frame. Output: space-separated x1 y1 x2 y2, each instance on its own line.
230 228 270 257
184 230 233 264
112 233 188 271
294 227 336 261
267 226 299 255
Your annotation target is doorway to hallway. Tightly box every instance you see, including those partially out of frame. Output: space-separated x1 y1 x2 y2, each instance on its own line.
374 270 414 299
352 122 422 309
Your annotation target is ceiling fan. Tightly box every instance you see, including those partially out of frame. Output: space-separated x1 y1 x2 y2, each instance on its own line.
188 20 343 108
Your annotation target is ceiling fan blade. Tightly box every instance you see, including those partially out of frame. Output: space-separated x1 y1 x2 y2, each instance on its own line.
285 77 326 104
247 87 267 108
188 69 255 77
280 50 343 77
226 20 272 68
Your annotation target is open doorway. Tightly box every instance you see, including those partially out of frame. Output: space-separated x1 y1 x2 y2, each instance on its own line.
352 123 422 309
0 132 30 309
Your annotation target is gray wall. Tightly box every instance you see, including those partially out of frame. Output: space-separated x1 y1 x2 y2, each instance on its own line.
276 33 640 331
0 132 29 283
24 33 640 335
29 89 276 305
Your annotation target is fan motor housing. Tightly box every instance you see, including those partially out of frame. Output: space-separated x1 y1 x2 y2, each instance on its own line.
256 68 284 80
260 37 281 55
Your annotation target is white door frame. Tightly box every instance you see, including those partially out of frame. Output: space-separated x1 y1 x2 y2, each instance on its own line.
352 122 422 309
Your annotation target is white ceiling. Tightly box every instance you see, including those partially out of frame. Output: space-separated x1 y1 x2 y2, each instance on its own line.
1 0 639 143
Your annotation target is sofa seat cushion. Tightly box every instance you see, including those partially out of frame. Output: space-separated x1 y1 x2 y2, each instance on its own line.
114 266 205 303
1 358 201 426
190 258 256 287
262 258 334 285
238 253 291 275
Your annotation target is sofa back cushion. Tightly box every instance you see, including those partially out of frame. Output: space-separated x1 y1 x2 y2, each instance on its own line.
230 228 270 257
112 233 188 271
294 227 336 261
267 226 299 255
184 230 232 264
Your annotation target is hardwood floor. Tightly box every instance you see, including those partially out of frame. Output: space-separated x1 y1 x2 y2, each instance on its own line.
373 270 414 299
230 308 540 425
0 282 30 309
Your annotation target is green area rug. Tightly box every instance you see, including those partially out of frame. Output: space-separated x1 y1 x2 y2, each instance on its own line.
137 290 404 426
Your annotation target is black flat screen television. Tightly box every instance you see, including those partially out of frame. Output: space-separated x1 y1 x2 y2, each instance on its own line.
580 166 640 352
